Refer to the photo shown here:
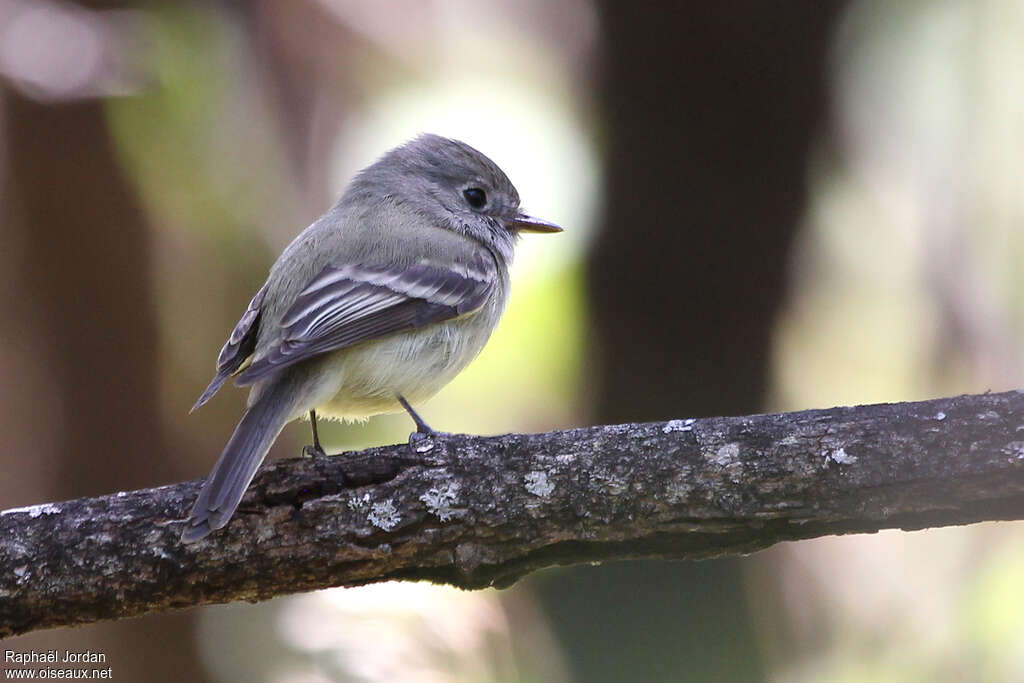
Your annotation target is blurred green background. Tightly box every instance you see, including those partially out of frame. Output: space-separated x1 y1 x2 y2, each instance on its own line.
2 1 1024 681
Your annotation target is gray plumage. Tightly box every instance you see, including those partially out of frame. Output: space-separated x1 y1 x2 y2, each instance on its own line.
182 134 560 543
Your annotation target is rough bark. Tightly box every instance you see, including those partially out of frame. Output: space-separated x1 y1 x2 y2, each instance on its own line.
3 390 1024 638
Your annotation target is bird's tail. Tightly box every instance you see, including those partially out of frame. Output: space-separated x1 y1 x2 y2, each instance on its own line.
181 381 297 543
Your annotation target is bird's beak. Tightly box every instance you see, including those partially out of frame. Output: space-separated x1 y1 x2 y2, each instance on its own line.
509 212 563 234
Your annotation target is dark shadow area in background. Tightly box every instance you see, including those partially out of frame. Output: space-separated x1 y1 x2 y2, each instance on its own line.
533 3 847 681
535 561 764 682
1 91 209 680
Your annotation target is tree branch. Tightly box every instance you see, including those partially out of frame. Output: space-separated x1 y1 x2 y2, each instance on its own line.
3 390 1024 637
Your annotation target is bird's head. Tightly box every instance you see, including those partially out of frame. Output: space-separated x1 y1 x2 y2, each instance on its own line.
360 134 561 262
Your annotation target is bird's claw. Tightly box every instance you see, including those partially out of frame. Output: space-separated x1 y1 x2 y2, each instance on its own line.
302 444 328 458
408 429 450 453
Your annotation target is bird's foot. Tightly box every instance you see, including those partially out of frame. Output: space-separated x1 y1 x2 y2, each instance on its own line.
408 428 451 453
302 443 329 458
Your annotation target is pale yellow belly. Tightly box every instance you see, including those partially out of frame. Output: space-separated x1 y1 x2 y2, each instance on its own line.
310 315 493 421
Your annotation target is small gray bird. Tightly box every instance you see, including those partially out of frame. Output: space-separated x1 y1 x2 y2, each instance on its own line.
182 134 561 542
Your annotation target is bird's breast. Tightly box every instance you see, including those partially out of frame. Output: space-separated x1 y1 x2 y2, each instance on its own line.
314 307 500 420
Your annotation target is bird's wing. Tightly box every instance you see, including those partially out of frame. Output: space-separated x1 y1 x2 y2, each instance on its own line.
191 284 268 411
233 250 497 386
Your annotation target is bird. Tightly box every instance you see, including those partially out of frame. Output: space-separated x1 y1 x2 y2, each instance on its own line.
181 134 562 542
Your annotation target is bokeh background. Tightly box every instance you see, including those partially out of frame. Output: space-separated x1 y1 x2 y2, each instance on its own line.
3 1 1024 681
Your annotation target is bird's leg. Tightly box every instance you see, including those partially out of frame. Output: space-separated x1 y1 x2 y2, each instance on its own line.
302 409 328 458
397 396 449 449
397 396 436 434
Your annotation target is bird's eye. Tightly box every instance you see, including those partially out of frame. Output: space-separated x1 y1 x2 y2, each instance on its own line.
463 187 487 209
